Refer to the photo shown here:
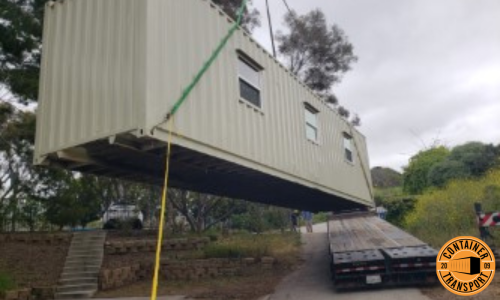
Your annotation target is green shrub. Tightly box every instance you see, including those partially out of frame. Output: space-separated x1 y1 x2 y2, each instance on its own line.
0 272 15 296
405 169 500 248
375 187 416 227
312 212 328 224
204 244 245 258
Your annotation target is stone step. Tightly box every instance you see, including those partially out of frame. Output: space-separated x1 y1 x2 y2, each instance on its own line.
68 246 104 252
72 231 106 235
70 241 105 245
70 240 105 245
64 261 102 268
57 283 97 293
68 247 104 255
61 271 99 279
71 238 105 242
54 290 95 299
70 240 105 246
59 277 97 285
71 237 106 242
63 265 101 273
71 233 106 238
66 255 103 261
65 257 103 264
66 254 103 260
56 231 105 300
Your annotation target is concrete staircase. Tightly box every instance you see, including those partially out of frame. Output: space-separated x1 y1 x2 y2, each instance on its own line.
55 231 106 299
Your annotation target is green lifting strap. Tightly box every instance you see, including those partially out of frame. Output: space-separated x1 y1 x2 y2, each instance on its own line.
165 0 249 121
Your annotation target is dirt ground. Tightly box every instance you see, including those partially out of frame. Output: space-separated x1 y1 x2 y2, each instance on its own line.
95 268 300 300
421 275 500 300
0 241 69 288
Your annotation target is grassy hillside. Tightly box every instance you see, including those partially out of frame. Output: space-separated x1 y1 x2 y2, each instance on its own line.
405 169 500 248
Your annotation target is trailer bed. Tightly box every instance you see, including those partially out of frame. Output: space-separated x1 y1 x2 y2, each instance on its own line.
328 212 425 252
328 212 438 290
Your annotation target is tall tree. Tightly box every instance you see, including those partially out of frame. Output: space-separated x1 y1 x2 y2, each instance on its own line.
0 0 46 103
427 142 498 188
0 103 77 231
167 189 245 233
276 9 358 119
402 146 450 195
212 0 260 32
43 175 104 229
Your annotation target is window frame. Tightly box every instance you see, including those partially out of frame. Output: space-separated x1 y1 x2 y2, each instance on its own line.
343 132 354 164
237 52 263 109
304 103 319 143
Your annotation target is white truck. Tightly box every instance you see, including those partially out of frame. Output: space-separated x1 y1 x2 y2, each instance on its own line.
102 203 144 230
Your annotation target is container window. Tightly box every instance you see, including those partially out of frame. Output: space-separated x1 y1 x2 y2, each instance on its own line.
343 133 354 163
305 104 319 142
238 57 262 108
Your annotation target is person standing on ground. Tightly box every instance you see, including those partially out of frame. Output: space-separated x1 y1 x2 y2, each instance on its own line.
302 211 313 233
291 210 299 232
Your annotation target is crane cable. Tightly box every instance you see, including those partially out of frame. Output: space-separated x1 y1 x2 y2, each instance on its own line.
150 1 248 300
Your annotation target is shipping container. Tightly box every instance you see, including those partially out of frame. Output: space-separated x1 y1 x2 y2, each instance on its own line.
450 257 481 275
35 0 374 211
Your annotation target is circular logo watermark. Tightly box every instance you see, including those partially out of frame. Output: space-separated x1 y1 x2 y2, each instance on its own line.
437 236 495 296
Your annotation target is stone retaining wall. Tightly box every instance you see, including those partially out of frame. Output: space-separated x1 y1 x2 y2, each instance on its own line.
0 287 54 300
104 237 210 255
99 257 276 290
0 233 71 245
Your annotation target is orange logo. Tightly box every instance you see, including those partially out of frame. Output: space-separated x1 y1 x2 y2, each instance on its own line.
437 236 495 296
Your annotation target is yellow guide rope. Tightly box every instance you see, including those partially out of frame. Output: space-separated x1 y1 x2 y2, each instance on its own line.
150 118 174 300
150 2 248 299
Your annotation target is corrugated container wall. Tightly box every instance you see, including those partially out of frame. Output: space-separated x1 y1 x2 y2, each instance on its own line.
36 0 146 157
35 0 374 209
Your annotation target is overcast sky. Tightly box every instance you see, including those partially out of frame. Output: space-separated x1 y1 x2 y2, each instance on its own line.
251 0 500 171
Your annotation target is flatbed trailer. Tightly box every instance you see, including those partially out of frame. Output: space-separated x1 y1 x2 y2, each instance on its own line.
328 212 438 290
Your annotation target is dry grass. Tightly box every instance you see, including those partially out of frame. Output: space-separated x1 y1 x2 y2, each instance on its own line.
204 232 301 264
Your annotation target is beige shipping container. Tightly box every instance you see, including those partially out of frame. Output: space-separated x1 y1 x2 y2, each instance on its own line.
35 0 374 211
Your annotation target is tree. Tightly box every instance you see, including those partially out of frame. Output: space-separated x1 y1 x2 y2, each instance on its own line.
0 0 46 103
0 103 41 230
43 175 104 229
402 146 450 195
427 160 468 188
212 0 260 32
351 114 361 127
168 189 245 233
230 203 290 233
447 142 497 177
427 142 498 188
276 9 358 111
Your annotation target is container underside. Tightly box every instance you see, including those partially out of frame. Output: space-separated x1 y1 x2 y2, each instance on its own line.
42 133 366 212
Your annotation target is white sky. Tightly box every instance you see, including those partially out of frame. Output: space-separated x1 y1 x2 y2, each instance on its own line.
250 0 500 171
